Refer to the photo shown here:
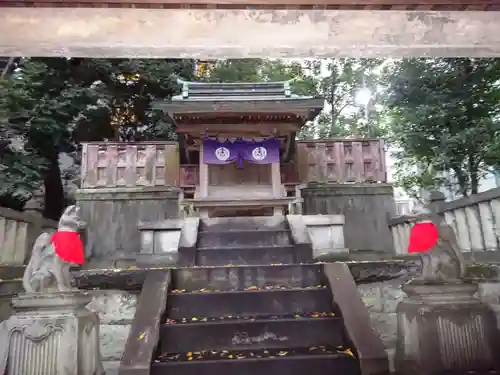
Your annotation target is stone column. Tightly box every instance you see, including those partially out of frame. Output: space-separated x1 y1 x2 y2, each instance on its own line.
271 162 283 216
198 142 209 218
395 281 499 375
23 197 47 265
198 142 208 199
427 190 446 216
0 291 103 375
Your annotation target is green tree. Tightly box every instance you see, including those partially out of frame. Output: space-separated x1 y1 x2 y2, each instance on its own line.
196 59 263 83
383 58 500 196
315 58 386 139
198 58 387 139
0 58 194 218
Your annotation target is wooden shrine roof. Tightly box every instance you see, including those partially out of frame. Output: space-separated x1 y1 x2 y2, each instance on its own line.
155 79 325 123
0 0 498 10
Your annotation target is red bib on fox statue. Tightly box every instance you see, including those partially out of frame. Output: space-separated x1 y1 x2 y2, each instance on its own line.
407 221 439 254
51 231 85 265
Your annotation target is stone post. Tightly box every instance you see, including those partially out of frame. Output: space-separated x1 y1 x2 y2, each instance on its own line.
0 292 103 375
394 201 500 375
23 197 46 264
0 204 104 375
427 190 446 219
395 282 499 375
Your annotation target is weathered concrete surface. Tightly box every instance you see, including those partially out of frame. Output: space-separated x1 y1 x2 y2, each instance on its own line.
86 290 138 367
77 188 179 266
358 281 405 373
1 9 500 57
303 184 396 253
287 214 348 259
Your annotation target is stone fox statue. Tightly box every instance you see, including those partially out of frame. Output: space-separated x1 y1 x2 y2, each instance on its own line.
409 205 467 283
22 205 86 293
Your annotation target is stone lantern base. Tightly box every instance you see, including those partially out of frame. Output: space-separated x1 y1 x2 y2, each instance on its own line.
395 282 500 375
0 291 103 375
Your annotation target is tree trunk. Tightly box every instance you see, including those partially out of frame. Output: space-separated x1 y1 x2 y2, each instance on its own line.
43 150 65 221
452 166 469 197
463 58 478 196
468 155 479 195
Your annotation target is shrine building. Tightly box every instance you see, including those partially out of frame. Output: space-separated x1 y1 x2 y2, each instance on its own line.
154 79 324 218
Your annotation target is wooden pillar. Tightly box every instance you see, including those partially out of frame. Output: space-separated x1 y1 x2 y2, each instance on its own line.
271 162 282 198
199 142 208 198
271 162 284 216
198 142 209 218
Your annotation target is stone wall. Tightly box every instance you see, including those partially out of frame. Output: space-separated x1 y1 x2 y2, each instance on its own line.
76 188 179 267
302 183 395 253
0 206 58 265
358 281 404 373
86 289 139 375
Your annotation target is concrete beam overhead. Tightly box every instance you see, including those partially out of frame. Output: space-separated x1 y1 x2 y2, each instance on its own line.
1 8 500 57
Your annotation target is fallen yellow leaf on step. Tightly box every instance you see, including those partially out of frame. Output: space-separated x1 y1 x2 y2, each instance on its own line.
340 348 355 357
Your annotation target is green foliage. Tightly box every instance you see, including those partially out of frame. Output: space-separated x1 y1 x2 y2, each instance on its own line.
0 58 194 216
315 58 386 138
383 58 500 196
0 63 48 207
198 58 387 140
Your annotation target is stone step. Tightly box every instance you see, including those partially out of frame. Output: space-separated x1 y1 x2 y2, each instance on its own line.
167 287 333 319
151 351 360 375
160 315 344 353
199 216 288 232
195 245 299 266
197 229 291 248
172 264 324 291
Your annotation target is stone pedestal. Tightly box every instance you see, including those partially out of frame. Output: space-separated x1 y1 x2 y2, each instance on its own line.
0 291 103 375
395 282 499 375
286 214 348 261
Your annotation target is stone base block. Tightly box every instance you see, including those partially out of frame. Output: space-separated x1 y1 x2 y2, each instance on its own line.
286 214 347 260
395 282 500 375
138 217 199 266
0 291 103 375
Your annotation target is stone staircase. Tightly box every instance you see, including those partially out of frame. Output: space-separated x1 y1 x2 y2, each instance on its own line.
148 218 364 375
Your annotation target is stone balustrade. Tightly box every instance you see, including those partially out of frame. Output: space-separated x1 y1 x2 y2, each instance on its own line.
0 206 57 265
389 187 500 257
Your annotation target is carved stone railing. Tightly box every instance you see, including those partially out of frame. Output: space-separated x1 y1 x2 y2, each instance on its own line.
82 139 388 190
0 206 57 265
296 139 387 183
390 188 500 257
80 142 180 189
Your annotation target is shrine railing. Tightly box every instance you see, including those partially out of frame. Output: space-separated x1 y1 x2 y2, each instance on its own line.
80 139 388 189
80 142 179 189
389 188 500 257
0 207 58 265
296 139 387 184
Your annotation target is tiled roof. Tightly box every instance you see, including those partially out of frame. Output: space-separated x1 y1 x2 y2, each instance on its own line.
172 79 309 101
